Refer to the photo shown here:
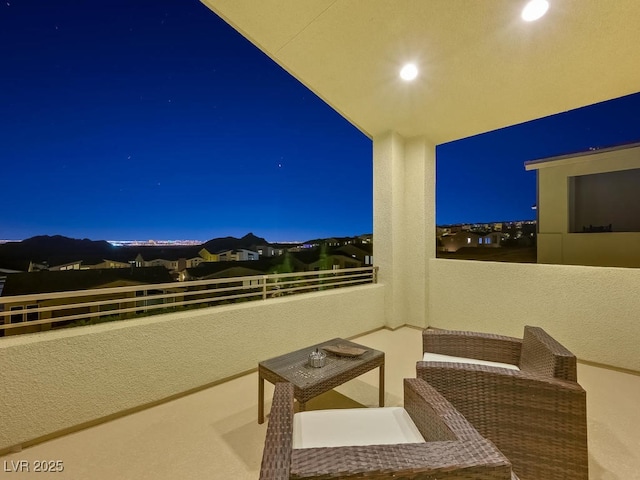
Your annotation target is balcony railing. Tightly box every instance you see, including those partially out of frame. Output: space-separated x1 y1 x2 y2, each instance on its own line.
0 266 378 336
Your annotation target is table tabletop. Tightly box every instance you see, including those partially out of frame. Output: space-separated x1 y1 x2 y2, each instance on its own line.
258 337 385 423
259 337 384 389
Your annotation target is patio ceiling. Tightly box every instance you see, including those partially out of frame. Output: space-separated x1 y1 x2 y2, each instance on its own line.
201 0 640 144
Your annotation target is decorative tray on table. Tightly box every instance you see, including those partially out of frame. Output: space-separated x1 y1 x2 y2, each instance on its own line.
322 344 368 357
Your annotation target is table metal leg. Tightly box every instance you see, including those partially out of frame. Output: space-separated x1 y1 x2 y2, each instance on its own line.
379 363 385 407
258 373 265 424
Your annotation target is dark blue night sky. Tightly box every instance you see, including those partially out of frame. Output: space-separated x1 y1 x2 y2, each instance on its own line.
2 1 639 241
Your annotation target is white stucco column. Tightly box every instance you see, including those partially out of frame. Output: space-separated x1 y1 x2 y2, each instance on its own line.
373 132 435 329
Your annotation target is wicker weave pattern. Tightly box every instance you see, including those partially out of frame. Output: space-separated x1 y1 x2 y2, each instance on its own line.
260 383 294 480
259 379 518 480
259 338 384 406
520 326 577 381
423 329 522 366
418 326 587 480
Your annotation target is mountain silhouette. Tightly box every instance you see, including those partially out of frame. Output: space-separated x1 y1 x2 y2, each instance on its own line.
0 233 270 272
201 232 268 252
0 235 116 270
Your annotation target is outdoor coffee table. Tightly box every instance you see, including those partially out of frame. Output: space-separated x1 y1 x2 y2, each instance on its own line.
258 338 385 424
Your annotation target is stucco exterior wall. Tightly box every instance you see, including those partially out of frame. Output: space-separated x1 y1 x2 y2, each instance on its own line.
373 131 406 328
0 285 385 452
373 132 434 329
533 145 640 266
562 232 640 267
428 259 640 373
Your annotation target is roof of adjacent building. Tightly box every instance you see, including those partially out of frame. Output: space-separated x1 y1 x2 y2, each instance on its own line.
524 141 640 170
186 260 275 279
200 266 268 280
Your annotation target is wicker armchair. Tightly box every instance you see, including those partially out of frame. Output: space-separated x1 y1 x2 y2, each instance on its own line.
417 326 588 480
259 378 518 480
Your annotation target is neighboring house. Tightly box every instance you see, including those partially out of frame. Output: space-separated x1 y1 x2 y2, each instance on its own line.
255 245 281 257
335 244 374 265
27 261 49 272
0 267 176 336
439 231 502 253
83 259 130 270
324 238 342 247
358 234 372 244
179 257 205 269
185 260 273 281
48 261 84 271
134 255 202 273
200 266 266 289
198 248 219 262
525 142 640 267
308 254 363 271
146 258 179 270
217 249 259 262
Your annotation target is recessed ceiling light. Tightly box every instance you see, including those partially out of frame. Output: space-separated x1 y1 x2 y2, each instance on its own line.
522 0 549 22
400 63 418 81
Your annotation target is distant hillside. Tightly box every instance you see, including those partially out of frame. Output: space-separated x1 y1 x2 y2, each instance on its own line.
201 233 268 252
0 233 270 272
0 235 117 271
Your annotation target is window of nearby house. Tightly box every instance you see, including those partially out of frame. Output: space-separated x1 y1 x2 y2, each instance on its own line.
486 237 492 244
478 238 483 244
10 306 23 323
467 237 471 244
26 304 39 322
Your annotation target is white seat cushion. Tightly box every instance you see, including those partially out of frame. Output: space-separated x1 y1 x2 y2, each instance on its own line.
422 352 520 371
292 407 425 449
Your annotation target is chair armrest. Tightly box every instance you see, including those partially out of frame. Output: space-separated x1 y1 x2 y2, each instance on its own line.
423 328 522 366
290 440 513 479
259 382 294 480
404 378 482 442
521 326 577 381
416 362 588 480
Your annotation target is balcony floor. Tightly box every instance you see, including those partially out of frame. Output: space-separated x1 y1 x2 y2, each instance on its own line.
1 327 639 479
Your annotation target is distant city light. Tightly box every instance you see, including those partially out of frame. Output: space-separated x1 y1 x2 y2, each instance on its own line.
400 63 418 81
522 0 549 22
107 239 204 247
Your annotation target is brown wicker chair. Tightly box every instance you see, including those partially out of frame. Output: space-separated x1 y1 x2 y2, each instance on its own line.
417 326 588 480
259 378 519 480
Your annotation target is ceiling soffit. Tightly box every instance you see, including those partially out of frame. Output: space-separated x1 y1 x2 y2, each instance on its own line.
202 0 640 144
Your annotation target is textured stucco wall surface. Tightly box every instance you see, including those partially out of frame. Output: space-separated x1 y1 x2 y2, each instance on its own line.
536 147 640 266
428 259 640 372
0 285 385 451
373 132 434 328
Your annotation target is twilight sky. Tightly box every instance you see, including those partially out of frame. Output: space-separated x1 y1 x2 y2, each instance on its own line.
2 1 639 242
